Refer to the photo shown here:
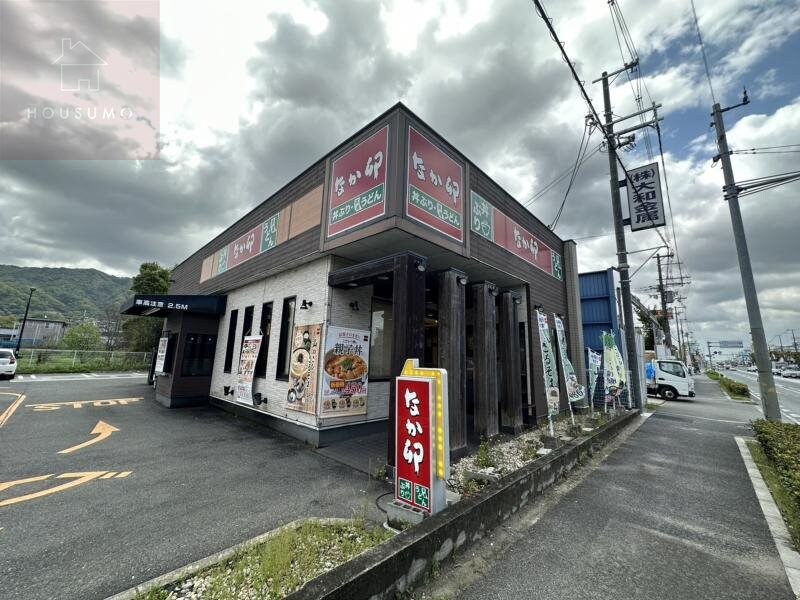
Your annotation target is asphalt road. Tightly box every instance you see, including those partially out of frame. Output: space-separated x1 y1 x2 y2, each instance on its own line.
455 377 794 600
0 376 387 600
721 368 800 424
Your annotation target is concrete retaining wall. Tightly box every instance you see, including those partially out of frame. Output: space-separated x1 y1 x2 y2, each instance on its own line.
287 410 639 600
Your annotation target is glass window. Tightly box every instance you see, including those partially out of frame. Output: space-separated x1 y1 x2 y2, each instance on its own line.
659 361 685 378
240 305 254 353
369 298 393 379
255 302 273 378
276 297 296 379
223 309 238 373
181 333 217 376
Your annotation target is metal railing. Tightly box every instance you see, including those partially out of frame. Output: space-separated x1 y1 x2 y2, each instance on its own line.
16 349 152 370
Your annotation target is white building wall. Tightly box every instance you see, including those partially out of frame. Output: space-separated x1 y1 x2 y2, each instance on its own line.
211 255 390 431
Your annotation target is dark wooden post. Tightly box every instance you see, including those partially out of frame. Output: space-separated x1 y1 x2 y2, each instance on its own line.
387 254 426 467
438 269 467 459
526 288 548 426
472 281 499 438
499 291 523 433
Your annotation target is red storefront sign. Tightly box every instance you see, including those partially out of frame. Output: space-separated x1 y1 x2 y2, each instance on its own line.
327 125 389 237
406 127 464 243
493 209 554 275
395 376 434 512
226 223 263 269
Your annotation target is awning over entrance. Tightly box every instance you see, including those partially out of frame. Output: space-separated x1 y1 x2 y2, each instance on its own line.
120 294 227 318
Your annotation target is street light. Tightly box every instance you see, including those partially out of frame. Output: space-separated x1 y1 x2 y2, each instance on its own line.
15 287 35 356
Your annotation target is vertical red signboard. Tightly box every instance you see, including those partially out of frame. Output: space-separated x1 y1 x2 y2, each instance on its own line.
327 125 389 238
395 376 435 513
406 127 464 243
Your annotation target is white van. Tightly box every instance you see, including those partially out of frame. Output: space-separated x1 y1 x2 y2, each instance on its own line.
646 359 695 400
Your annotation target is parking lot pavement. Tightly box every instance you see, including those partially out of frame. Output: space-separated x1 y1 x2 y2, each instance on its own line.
0 377 389 600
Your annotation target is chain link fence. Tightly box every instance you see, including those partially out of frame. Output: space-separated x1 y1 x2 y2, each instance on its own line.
16 349 152 374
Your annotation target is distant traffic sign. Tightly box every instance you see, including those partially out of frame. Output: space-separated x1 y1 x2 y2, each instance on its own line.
718 340 744 348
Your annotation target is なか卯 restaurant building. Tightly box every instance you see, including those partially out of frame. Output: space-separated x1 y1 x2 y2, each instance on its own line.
122 103 586 463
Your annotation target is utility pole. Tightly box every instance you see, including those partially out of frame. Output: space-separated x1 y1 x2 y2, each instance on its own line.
600 67 645 411
707 341 714 369
675 308 685 363
655 253 673 349
790 329 798 354
15 287 35 356
712 99 781 421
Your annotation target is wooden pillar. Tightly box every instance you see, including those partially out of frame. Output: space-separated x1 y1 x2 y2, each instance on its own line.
526 287 548 426
387 254 426 467
472 281 499 438
499 291 523 433
438 269 467 459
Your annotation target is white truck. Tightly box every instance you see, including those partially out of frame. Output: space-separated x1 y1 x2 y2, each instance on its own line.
646 359 695 400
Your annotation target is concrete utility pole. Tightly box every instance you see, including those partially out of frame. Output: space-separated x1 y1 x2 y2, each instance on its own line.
712 101 781 421
14 287 35 356
655 254 673 349
600 69 644 411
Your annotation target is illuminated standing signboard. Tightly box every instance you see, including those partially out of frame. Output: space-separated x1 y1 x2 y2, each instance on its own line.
395 359 449 515
406 127 464 243
327 126 389 237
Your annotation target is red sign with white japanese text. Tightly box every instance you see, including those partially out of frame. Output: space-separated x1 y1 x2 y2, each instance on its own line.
406 127 464 243
493 209 554 275
395 376 434 513
226 223 263 270
327 126 389 237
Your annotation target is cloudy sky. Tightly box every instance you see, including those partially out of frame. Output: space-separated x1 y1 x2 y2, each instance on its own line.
1 0 798 356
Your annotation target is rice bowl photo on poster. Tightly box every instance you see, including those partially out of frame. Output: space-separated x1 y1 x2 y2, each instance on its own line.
286 324 322 414
322 325 370 416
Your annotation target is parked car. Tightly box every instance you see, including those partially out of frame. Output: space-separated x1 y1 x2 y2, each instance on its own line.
646 359 695 400
781 367 800 379
772 367 783 376
0 349 17 379
747 365 758 372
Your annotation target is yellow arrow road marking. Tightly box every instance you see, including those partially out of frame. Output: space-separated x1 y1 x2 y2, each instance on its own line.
0 471 109 508
0 393 25 428
57 420 119 454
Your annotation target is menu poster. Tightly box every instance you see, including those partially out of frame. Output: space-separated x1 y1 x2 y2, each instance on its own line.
286 324 322 414
235 335 262 406
321 325 370 417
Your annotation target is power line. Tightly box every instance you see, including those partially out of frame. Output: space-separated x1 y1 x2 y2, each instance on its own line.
550 122 594 230
525 144 601 207
690 0 716 105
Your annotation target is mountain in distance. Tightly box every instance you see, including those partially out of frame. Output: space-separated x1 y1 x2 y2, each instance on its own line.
0 264 132 323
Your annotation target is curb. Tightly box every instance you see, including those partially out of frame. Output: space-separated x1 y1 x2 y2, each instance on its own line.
104 518 352 600
735 436 800 596
287 410 640 600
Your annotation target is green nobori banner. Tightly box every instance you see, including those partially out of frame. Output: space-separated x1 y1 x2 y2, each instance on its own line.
537 310 559 417
329 184 385 225
554 315 585 403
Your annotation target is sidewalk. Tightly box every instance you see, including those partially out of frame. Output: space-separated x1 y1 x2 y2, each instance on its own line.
455 377 795 599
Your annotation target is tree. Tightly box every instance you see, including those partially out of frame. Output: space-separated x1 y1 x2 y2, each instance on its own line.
634 303 667 351
124 262 171 352
62 323 103 351
131 262 171 294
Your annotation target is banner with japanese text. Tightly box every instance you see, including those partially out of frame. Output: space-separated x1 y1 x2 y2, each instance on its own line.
554 315 585 404
235 335 262 406
154 336 169 374
587 348 602 408
321 325 369 416
286 324 322 414
602 332 626 407
537 310 560 416
328 126 388 237
406 127 464 242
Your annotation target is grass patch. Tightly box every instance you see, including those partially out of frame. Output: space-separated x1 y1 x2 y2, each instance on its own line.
645 402 661 412
706 369 721 380
747 440 800 551
719 375 749 399
17 359 149 374
136 520 392 600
